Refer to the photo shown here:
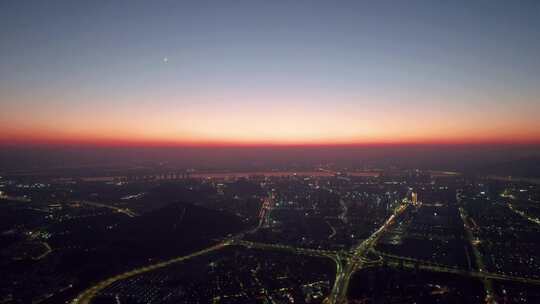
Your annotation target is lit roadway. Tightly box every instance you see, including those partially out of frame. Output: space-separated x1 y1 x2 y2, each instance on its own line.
377 251 540 286
76 201 138 218
70 241 232 304
507 202 540 226
232 239 348 284
34 241 52 260
326 202 409 304
501 192 540 225
233 239 342 259
458 205 496 303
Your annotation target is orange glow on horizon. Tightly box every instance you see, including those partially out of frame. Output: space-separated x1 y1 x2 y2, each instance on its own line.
2 91 540 148
2 130 540 148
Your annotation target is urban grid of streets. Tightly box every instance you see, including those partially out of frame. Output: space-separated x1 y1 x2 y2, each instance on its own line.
71 195 540 304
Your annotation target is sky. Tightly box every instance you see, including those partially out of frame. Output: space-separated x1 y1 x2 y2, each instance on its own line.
1 0 540 146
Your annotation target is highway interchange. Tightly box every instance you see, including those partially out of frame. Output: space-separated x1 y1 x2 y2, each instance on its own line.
71 199 540 304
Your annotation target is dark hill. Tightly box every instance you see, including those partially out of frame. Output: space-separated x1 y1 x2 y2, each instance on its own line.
115 201 246 256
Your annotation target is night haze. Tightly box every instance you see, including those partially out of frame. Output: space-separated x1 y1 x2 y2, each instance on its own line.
2 1 540 304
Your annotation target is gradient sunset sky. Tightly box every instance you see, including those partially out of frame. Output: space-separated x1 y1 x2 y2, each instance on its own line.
1 1 540 146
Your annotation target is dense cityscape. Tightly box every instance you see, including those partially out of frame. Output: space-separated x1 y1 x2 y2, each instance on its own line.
2 166 540 303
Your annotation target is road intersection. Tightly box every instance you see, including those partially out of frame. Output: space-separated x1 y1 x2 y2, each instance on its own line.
71 199 540 304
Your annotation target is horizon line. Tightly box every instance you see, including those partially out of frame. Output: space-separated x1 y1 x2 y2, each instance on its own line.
2 137 540 149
